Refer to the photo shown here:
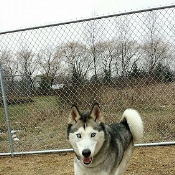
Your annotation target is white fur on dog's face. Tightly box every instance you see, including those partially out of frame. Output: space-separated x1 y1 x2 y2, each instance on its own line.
69 126 105 159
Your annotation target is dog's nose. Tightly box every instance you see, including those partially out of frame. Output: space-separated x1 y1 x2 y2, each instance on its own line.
82 149 91 158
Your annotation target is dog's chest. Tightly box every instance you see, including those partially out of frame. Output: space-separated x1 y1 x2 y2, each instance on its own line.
75 166 110 175
74 160 112 175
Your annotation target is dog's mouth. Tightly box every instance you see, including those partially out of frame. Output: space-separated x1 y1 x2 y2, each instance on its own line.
83 157 92 165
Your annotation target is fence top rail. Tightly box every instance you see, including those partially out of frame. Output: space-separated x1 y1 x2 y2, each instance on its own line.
0 4 175 35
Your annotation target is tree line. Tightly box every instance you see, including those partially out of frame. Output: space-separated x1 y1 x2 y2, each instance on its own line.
0 11 174 94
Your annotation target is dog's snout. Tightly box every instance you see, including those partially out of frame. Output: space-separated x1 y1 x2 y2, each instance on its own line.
82 149 91 158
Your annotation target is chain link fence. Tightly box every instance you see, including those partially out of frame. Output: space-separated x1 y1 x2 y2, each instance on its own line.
0 5 175 154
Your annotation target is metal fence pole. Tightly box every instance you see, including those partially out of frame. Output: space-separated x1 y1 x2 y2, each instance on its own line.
0 63 14 157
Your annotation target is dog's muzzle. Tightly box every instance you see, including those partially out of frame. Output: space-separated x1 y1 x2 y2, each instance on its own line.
82 149 92 165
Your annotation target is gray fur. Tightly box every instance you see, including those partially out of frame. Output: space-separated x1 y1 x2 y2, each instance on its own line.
67 103 143 175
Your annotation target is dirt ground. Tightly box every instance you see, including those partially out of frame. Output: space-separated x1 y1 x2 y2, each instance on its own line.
0 146 174 175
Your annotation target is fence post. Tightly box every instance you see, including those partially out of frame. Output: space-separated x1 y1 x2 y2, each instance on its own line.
0 63 14 157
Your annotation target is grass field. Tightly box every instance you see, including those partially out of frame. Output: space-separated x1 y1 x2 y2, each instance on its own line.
0 82 175 153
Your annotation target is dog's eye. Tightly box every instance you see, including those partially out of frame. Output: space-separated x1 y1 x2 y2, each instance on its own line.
76 133 81 138
91 133 96 137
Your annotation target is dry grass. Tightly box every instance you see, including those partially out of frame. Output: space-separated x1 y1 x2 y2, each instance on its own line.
0 82 175 152
0 146 174 175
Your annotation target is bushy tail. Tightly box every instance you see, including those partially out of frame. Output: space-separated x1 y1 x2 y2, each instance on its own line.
120 109 143 142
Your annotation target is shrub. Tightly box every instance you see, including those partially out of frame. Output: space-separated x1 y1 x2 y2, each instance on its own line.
38 76 51 94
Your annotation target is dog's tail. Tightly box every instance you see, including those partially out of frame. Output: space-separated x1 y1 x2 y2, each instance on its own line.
120 109 143 142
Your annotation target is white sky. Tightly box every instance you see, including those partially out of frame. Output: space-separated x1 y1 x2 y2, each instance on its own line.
0 0 175 32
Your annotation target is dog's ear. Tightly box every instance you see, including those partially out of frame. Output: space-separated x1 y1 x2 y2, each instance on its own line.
68 105 81 123
90 103 104 122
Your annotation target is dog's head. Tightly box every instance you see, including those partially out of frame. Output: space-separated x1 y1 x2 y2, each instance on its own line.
67 103 105 165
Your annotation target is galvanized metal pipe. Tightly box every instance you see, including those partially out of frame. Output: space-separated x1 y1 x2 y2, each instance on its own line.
0 142 175 157
0 63 14 157
0 148 74 156
0 4 175 35
135 141 175 147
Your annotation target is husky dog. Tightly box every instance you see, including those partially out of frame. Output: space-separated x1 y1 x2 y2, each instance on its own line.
67 103 143 175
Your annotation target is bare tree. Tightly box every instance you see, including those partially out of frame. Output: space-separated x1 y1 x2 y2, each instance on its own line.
142 38 172 72
18 49 38 90
37 47 61 87
61 42 92 84
114 16 141 76
0 50 19 91
0 50 19 76
143 11 173 73
95 41 117 82
85 18 103 81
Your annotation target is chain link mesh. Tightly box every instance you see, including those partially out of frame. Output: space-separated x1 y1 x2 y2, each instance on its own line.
0 6 175 153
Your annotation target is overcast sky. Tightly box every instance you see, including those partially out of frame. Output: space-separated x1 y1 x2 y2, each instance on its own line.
0 0 175 32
